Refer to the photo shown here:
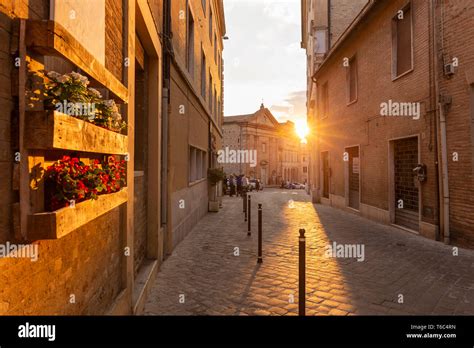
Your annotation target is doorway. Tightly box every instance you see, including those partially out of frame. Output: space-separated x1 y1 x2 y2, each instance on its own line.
261 167 267 185
392 137 419 232
321 151 329 198
346 146 360 210
134 36 149 277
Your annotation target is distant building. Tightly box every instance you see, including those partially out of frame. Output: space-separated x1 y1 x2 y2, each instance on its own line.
222 105 308 185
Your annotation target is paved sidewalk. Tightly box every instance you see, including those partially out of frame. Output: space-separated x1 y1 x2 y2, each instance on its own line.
144 189 474 315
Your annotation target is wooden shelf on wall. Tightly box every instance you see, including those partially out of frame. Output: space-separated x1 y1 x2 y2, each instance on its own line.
27 188 128 240
25 111 128 155
25 20 128 103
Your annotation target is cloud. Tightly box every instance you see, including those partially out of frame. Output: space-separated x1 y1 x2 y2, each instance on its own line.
223 1 306 120
270 90 307 123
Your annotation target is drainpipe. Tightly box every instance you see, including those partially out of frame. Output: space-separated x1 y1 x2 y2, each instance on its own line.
432 0 450 244
438 103 450 244
161 0 171 246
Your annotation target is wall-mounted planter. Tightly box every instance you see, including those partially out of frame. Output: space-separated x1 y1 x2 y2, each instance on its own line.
27 188 128 240
25 111 128 155
25 20 128 103
208 201 219 212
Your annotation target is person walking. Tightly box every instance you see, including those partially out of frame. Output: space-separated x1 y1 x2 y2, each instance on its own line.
242 175 248 194
229 175 236 197
236 175 242 197
223 176 228 195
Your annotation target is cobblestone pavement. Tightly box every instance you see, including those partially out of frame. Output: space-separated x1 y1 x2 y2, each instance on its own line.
144 189 474 315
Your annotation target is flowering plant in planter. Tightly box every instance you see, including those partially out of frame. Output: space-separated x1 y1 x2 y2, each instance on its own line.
43 71 126 133
208 167 226 186
45 155 126 211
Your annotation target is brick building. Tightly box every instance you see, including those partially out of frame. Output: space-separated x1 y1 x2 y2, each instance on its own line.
0 0 225 314
222 105 308 186
301 0 368 199
301 0 474 248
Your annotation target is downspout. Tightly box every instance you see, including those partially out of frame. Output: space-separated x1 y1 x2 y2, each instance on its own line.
432 0 450 244
327 0 331 48
161 0 171 245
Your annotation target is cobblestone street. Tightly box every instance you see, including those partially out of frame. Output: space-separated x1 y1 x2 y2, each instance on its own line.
144 189 474 316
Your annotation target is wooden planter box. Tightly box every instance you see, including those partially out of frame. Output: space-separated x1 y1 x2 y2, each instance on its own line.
25 111 128 155
27 188 128 240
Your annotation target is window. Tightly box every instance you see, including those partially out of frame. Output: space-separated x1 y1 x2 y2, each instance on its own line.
347 55 357 103
209 72 213 112
189 146 207 183
303 166 308 173
214 34 217 62
186 8 195 75
262 143 267 153
214 87 217 120
218 98 221 126
201 49 206 98
392 3 413 78
219 53 223 78
220 56 224 78
209 9 213 42
320 82 328 118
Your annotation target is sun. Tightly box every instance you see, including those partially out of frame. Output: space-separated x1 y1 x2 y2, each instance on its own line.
294 119 310 142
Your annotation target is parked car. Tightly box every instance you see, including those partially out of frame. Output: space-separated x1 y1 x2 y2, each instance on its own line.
249 179 263 191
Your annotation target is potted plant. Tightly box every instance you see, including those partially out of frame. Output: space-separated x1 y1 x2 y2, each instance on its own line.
208 167 225 212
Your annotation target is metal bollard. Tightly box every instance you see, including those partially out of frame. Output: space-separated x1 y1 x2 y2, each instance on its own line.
299 228 306 316
243 190 247 213
244 191 247 222
247 194 251 236
257 203 262 263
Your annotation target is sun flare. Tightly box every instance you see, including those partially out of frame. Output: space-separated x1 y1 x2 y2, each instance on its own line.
295 120 309 142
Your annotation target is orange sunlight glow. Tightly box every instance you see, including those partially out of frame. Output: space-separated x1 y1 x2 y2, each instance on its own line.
295 119 310 142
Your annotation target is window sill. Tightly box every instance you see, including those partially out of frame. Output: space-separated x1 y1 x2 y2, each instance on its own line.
346 98 358 106
392 67 414 82
188 178 207 187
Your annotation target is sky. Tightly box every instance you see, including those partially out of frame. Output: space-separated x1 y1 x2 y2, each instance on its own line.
222 0 307 123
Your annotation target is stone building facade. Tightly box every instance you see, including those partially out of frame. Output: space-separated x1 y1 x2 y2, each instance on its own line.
162 0 226 250
222 105 308 186
301 0 474 248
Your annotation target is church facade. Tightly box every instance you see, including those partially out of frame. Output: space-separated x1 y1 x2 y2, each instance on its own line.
222 105 308 186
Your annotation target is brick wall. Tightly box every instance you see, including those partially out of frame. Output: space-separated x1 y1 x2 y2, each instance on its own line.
438 1 474 247
314 0 439 234
0 11 13 242
105 0 124 81
329 0 368 46
134 175 147 276
0 2 126 314
0 211 122 315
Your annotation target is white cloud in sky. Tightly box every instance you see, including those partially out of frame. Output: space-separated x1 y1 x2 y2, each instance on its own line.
223 0 307 123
